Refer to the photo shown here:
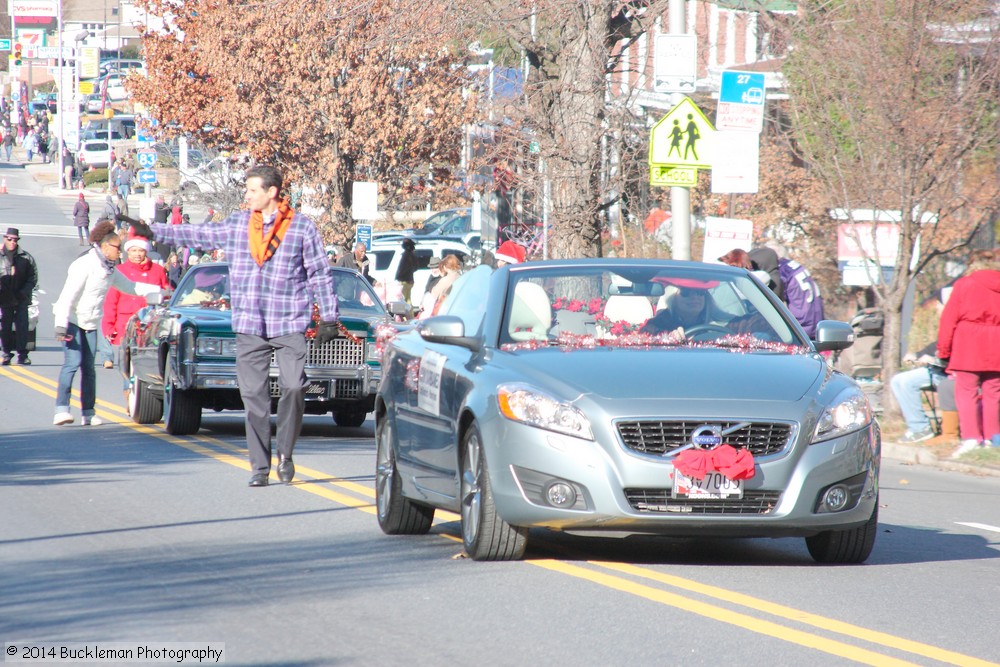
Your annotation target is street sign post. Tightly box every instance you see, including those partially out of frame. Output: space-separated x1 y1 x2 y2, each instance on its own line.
137 150 157 169
716 70 766 133
649 97 715 170
137 169 157 184
355 223 373 250
650 165 698 188
648 96 715 190
653 34 697 94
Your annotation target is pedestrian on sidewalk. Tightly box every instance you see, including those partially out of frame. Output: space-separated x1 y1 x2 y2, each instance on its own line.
3 131 14 162
937 249 1000 456
22 129 37 162
72 193 91 246
61 147 75 189
37 131 50 164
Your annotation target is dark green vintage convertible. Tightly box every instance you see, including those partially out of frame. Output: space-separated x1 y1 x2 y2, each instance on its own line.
122 263 390 435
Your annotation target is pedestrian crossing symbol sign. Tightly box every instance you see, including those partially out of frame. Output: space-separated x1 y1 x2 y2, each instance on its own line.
649 96 715 170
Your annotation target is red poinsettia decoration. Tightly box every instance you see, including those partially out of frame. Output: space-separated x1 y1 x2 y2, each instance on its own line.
552 296 606 315
593 315 640 335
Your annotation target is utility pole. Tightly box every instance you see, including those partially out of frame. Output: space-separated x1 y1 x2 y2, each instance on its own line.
668 0 691 261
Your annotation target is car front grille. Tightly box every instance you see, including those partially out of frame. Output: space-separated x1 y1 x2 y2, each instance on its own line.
268 337 366 367
309 337 365 366
624 489 781 515
617 420 793 457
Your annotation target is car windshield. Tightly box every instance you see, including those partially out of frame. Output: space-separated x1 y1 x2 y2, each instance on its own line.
333 270 385 317
173 266 230 307
499 263 806 351
417 209 467 234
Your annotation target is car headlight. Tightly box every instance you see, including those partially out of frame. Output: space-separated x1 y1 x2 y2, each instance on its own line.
366 340 380 362
497 383 593 440
813 386 872 443
196 336 237 357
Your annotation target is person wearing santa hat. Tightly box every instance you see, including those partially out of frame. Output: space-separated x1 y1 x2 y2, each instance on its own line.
495 240 526 267
101 226 169 400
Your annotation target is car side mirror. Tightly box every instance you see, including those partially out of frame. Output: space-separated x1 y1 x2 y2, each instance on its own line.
813 320 855 352
418 316 481 352
145 292 167 306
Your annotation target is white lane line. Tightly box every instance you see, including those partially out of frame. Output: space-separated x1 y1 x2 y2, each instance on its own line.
956 522 1000 534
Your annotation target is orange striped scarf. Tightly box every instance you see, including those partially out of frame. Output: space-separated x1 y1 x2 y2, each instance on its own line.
248 199 294 266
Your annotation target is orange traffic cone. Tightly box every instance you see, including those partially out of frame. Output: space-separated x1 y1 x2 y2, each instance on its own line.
0 177 7 194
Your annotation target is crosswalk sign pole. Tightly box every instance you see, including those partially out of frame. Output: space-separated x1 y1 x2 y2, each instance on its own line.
668 0 691 261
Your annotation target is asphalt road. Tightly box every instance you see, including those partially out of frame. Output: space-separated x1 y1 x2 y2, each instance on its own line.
2 165 1000 666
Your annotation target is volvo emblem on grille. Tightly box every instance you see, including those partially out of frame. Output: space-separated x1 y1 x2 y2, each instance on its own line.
691 425 723 449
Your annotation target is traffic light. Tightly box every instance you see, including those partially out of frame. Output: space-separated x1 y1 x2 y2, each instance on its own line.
13 43 22 67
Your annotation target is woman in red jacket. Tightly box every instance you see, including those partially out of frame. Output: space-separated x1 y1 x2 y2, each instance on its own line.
937 249 1000 456
101 227 170 402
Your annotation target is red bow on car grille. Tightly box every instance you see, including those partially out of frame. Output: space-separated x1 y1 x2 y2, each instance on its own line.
673 444 756 481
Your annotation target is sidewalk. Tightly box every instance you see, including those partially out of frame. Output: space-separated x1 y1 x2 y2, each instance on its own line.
882 440 1000 477
24 161 109 199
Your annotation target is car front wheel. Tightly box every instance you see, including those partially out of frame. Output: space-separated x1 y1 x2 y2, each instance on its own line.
375 414 433 534
333 410 368 428
128 358 162 424
806 501 878 564
163 361 202 435
460 421 528 561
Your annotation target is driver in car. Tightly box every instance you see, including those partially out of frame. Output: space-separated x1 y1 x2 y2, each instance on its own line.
177 270 227 306
639 278 776 340
639 280 717 336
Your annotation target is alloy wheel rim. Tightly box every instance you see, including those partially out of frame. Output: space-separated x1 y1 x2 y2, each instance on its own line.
376 421 393 519
461 432 481 545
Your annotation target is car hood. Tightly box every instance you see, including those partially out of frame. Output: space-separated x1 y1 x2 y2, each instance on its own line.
498 347 824 402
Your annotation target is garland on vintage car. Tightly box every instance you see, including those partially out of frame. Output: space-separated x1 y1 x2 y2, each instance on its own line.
304 304 365 345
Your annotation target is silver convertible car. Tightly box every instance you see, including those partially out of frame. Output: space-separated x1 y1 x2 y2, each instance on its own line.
375 259 880 563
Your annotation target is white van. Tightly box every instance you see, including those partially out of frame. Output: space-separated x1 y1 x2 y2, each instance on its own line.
368 238 474 307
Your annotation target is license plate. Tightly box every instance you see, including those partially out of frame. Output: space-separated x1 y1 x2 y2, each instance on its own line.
305 380 331 399
672 471 743 499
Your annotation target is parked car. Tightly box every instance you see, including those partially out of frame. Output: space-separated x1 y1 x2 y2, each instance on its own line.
178 156 243 195
371 206 497 245
123 264 393 434
84 93 104 114
368 237 474 307
101 70 144 102
99 58 145 76
81 128 126 142
375 259 880 562
77 139 111 169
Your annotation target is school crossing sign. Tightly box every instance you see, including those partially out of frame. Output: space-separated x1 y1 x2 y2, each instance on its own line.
648 97 715 188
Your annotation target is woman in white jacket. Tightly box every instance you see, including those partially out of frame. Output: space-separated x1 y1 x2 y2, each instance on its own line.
52 221 121 425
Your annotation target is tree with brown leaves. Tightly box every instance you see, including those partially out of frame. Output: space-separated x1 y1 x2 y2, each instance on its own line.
780 0 1000 396
130 0 476 243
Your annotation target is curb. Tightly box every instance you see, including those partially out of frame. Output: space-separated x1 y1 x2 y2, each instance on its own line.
882 441 1000 477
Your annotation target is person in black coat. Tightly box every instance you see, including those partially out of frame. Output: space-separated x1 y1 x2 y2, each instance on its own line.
395 238 419 305
0 228 38 365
